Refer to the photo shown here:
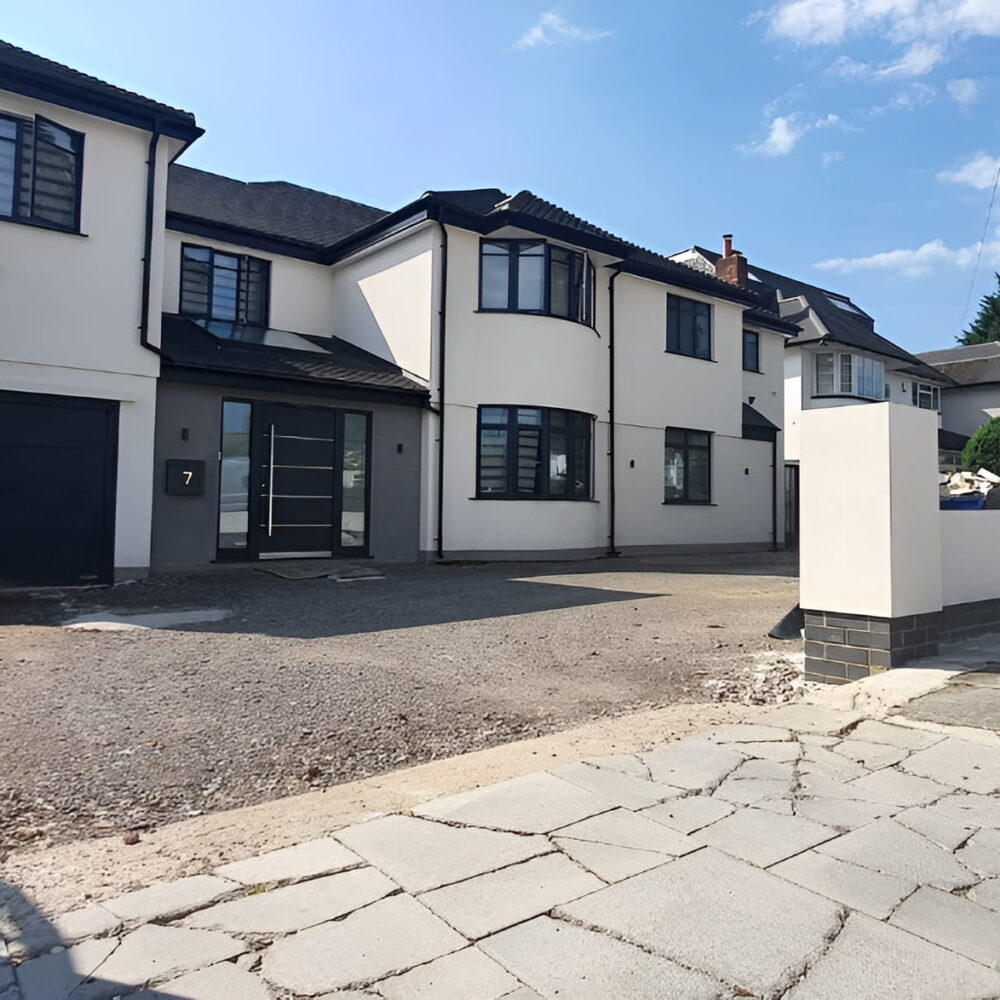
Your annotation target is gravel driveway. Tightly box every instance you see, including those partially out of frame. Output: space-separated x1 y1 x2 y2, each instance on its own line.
0 553 799 848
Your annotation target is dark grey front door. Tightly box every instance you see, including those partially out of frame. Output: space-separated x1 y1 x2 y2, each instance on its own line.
258 403 337 557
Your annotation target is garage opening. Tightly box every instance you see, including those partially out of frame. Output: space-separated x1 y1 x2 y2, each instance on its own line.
0 390 118 586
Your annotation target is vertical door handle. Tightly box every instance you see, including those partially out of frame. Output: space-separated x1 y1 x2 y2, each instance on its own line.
267 423 275 537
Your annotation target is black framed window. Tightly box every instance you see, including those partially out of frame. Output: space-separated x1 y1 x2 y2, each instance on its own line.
742 330 760 372
0 112 83 231
667 294 711 359
664 428 712 503
479 239 594 324
477 406 592 499
181 244 270 325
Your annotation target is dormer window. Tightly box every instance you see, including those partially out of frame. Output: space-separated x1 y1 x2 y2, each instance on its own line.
181 244 270 325
479 239 594 324
0 113 84 232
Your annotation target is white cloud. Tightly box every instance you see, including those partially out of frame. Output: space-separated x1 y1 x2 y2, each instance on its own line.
514 12 612 49
816 229 1000 277
875 40 945 77
741 111 847 156
947 77 981 105
937 152 1000 190
868 82 935 114
821 150 844 166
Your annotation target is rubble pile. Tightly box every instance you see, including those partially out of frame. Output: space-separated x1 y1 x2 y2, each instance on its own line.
941 467 1000 507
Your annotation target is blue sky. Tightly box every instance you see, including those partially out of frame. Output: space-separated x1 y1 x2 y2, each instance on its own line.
5 0 1000 351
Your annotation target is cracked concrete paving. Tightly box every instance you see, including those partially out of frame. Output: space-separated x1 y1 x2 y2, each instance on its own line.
9 657 1000 998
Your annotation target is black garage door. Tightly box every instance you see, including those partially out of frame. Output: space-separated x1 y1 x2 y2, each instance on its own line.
0 390 118 586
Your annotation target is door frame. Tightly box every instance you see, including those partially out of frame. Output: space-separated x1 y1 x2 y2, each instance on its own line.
215 397 372 561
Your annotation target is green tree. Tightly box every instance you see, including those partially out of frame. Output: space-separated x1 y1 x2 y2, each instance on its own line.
958 272 1000 345
962 417 1000 474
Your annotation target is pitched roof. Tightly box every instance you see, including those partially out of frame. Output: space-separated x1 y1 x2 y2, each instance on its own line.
681 245 945 377
160 314 428 400
0 39 201 140
167 165 388 249
918 342 1000 386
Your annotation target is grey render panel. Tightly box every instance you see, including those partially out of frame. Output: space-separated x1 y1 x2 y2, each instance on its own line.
939 384 1000 439
151 382 422 568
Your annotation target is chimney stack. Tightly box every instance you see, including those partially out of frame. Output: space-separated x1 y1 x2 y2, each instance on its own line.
715 233 748 288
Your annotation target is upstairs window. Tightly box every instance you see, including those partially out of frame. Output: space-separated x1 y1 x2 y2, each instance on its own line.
0 112 84 231
181 244 270 326
815 352 885 400
667 294 711 359
742 330 760 372
479 240 594 324
912 383 940 410
477 406 592 499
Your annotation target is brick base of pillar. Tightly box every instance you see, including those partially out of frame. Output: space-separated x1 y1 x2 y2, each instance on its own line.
802 610 941 684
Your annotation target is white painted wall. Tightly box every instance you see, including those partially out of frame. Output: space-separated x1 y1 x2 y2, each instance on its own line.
0 89 181 576
939 385 1000 438
941 512 1000 606
799 404 942 617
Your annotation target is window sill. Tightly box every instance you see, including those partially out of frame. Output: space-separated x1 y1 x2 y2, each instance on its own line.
811 394 886 403
665 350 717 363
475 309 598 335
743 367 764 374
662 500 717 506
0 214 85 237
471 495 599 503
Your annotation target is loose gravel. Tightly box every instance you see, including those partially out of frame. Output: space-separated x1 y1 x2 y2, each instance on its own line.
0 554 799 850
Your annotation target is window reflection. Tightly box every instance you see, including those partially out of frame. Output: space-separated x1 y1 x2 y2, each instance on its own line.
218 401 252 549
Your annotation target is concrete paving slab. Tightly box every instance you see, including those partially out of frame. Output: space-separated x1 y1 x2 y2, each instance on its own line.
758 705 863 734
639 795 735 834
770 851 915 919
755 797 795 815
412 772 617 834
845 768 951 807
261 894 466 995
554 807 701 856
703 723 793 743
417 853 603 940
894 803 976 850
932 791 1000 828
787 912 1000 1000
713 776 792 806
693 807 837 868
970 877 1000 913
549 762 684 809
890 885 1000 968
793 797 895 832
184 867 397 934
334 815 551 893
479 916 723 1000
953 669 1000 688
11 903 120 958
133 962 272 999
15 936 120 1000
721 740 801 762
845 719 943 750
816 819 976 889
552 837 670 882
831 740 908 770
799 746 870 783
558 848 844 997
637 744 746 791
102 875 238 923
215 837 363 885
732 757 796 780
799 734 840 747
375 946 521 1000
901 737 1000 794
900 686 1000 733
956 828 1000 877
578 753 649 778
495 990 543 1000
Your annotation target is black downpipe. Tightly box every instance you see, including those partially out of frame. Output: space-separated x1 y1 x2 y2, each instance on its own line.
139 126 161 354
771 436 779 551
607 271 621 556
435 220 449 559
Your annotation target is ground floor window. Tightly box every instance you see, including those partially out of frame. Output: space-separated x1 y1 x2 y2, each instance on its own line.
664 428 712 503
477 405 592 499
218 401 252 550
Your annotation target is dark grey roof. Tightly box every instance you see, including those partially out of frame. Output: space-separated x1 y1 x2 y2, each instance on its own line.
918 343 1000 387
742 403 780 431
685 245 945 377
167 165 388 248
160 314 427 398
0 39 200 139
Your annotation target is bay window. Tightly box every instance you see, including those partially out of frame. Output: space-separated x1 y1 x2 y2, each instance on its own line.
477 406 592 499
479 239 594 324
815 352 885 400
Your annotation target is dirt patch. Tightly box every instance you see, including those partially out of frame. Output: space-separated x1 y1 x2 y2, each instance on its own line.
0 554 799 851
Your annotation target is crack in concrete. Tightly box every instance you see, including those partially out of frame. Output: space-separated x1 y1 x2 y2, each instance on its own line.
774 906 849 1000
65 933 123 999
412 809 620 839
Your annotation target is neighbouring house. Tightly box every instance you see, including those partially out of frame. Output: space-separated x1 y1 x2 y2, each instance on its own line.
0 40 202 586
670 241 953 543
917 342 1000 467
1 40 797 585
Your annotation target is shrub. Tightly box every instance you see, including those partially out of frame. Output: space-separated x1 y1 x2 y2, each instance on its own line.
962 418 1000 475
